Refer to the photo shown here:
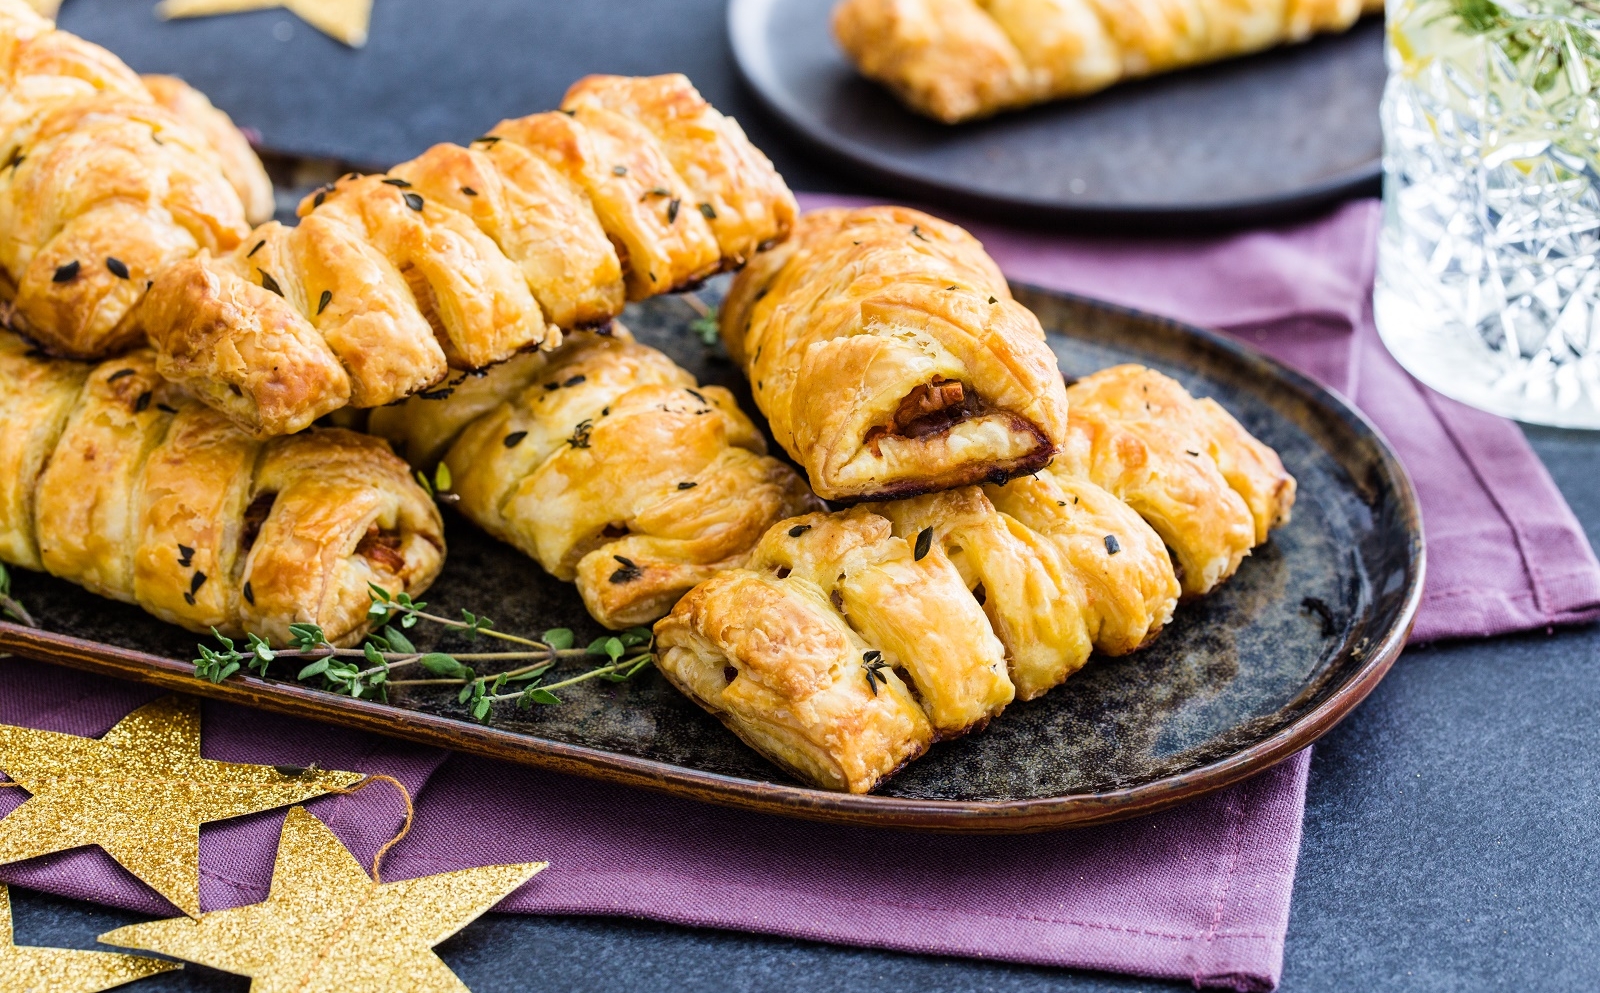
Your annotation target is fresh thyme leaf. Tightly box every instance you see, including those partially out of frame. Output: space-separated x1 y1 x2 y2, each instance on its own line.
913 527 934 561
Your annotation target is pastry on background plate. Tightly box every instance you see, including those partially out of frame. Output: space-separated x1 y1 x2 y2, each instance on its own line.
832 0 1385 123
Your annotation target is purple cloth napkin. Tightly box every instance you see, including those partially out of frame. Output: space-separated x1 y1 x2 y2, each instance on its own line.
4 196 1597 992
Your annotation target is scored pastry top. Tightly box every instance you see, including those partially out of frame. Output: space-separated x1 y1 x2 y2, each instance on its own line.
139 73 797 438
0 331 443 645
720 205 1070 502
0 0 269 358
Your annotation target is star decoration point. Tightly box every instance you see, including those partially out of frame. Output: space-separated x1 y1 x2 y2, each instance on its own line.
0 695 364 917
157 0 373 48
100 806 546 993
0 884 179 993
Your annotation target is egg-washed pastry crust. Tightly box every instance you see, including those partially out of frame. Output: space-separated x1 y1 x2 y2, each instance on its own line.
720 206 1069 502
140 73 797 439
0 0 269 358
657 366 1295 793
831 0 1386 123
367 327 821 630
0 331 442 646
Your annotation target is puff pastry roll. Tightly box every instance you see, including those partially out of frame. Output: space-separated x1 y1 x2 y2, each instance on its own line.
1060 365 1296 597
870 473 1179 700
139 73 795 437
720 205 1069 501
656 506 1015 792
0 1 265 358
832 0 1385 122
368 329 820 629
0 332 444 645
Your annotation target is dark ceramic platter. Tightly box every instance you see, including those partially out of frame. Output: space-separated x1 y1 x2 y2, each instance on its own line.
729 0 1386 230
0 281 1422 833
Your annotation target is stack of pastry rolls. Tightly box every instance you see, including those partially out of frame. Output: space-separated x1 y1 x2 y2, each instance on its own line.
654 205 1297 793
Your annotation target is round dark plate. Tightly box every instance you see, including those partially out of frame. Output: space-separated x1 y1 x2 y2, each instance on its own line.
0 282 1422 833
729 0 1386 230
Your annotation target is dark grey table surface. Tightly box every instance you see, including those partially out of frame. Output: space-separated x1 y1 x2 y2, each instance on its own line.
12 1 1600 990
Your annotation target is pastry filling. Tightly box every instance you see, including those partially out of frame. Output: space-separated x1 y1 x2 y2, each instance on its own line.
239 491 277 553
356 525 407 573
864 378 985 454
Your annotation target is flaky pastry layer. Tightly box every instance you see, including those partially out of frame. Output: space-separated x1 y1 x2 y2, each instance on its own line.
0 332 443 645
832 0 1385 123
368 328 820 630
0 0 269 358
140 73 797 438
720 206 1069 501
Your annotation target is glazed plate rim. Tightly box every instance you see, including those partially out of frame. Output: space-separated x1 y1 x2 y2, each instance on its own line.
0 285 1423 834
727 0 1385 226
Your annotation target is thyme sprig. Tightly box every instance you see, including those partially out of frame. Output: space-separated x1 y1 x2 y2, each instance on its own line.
0 563 36 628
192 583 654 723
683 292 720 347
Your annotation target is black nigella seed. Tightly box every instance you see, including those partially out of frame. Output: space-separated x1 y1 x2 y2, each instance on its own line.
106 257 129 279
988 296 997 304
461 186 478 196
382 177 412 187
183 593 195 606
609 555 642 584
503 431 527 448
52 260 80 283
258 270 283 297
699 202 716 220
242 581 254 605
788 524 811 538
864 649 882 662
177 544 194 565
612 165 628 176
312 191 326 208
107 368 136 382
156 403 177 414
134 391 152 413
667 198 680 223
1104 534 1121 555
190 571 207 594
913 527 934 561
317 290 332 315
1186 449 1200 457
563 374 586 387
473 135 500 145
678 481 696 490
911 225 928 241
403 192 424 212
543 382 560 391
1058 500 1067 507
685 388 705 403
247 240 265 258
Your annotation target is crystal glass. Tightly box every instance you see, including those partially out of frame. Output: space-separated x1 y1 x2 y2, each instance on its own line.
1375 0 1600 427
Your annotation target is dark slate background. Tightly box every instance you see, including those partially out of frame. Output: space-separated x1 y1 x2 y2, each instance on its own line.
15 1 1600 990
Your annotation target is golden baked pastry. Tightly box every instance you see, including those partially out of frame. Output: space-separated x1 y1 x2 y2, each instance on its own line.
140 73 796 438
0 1 265 358
0 332 444 645
367 328 821 630
720 206 1069 501
655 506 1015 792
869 472 1179 700
1061 364 1296 597
832 0 1385 122
657 367 1296 791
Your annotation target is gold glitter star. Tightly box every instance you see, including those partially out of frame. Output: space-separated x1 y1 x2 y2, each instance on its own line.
0 884 179 993
0 696 363 917
156 0 374 48
100 806 546 993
